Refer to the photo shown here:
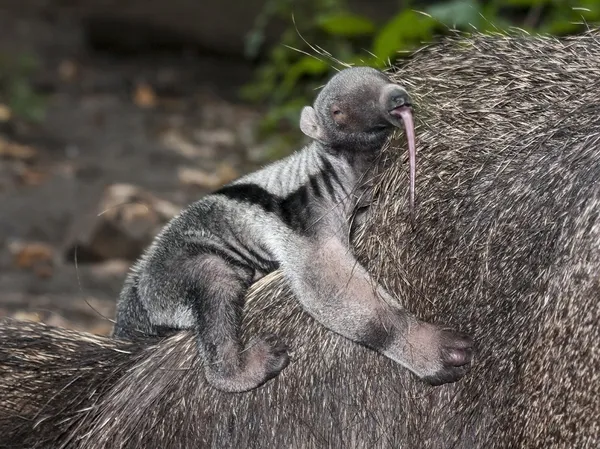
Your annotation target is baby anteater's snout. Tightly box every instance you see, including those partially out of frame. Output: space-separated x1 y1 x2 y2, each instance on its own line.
381 84 412 114
386 87 412 112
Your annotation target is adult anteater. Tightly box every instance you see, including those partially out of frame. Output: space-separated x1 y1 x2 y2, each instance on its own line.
1 32 599 449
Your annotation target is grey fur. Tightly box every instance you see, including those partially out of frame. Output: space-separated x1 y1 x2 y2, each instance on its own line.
113 66 472 392
1 32 599 448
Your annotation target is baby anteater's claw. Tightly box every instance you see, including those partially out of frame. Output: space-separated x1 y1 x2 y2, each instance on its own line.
256 333 291 381
422 330 475 386
203 334 290 393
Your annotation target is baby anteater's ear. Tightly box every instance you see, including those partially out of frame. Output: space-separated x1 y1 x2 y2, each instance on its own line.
300 106 325 142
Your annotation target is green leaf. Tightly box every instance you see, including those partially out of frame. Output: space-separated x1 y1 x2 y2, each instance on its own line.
16 53 39 75
317 13 376 37
244 29 265 59
373 11 436 62
8 79 45 122
503 0 549 6
280 56 329 97
259 97 307 135
479 16 514 33
345 53 383 69
426 0 483 28
574 1 600 21
538 3 592 35
541 18 584 36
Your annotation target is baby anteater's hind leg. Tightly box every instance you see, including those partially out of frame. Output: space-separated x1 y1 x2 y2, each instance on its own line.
188 254 289 393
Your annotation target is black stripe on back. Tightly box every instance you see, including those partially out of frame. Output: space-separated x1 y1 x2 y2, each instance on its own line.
320 171 335 196
319 155 343 187
308 175 322 198
318 154 347 197
214 184 279 213
214 183 313 236
280 185 311 235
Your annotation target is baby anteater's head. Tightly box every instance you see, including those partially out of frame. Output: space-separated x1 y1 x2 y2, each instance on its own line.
300 66 413 152
300 66 417 218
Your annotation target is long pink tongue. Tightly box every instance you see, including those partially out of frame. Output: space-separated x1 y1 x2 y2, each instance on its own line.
398 108 416 225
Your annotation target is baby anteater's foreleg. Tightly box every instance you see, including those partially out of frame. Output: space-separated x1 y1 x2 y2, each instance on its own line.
186 254 289 393
280 236 473 384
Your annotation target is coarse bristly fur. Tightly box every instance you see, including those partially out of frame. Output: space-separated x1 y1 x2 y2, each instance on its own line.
113 65 472 393
1 31 599 449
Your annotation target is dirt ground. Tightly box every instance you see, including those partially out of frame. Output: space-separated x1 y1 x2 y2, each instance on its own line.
0 9 274 335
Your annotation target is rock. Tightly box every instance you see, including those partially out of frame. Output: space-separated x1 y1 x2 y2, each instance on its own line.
194 129 236 147
8 240 55 277
63 183 180 263
161 129 216 159
0 137 38 161
0 104 11 122
43 313 73 329
133 82 158 109
16 166 49 186
88 259 130 278
11 311 41 323
178 163 238 189
88 321 114 336
57 60 79 82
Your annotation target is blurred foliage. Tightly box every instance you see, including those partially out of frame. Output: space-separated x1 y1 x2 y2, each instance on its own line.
0 52 46 123
242 0 599 156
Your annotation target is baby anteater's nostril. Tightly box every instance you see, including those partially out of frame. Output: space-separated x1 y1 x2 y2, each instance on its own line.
392 95 406 106
387 88 412 110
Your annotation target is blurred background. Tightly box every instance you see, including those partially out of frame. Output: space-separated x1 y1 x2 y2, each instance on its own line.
0 0 597 335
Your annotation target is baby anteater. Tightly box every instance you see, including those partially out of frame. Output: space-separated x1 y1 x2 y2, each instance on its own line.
113 66 473 392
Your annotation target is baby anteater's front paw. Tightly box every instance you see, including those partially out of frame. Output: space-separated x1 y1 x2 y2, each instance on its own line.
422 330 474 386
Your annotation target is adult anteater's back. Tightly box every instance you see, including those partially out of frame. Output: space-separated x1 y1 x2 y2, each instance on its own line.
1 32 599 448
370 31 600 448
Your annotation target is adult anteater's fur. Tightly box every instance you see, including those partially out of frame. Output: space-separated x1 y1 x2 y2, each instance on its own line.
1 32 599 448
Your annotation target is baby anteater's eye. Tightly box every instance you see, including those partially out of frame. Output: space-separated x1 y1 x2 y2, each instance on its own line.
331 105 346 124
